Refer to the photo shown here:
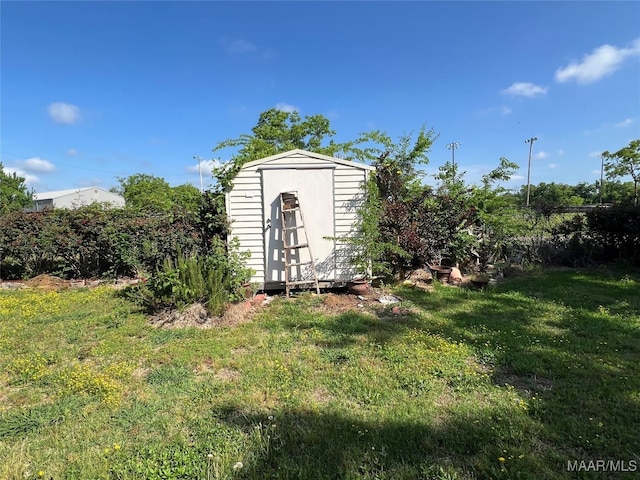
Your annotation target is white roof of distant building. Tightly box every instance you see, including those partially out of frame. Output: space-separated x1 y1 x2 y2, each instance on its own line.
33 186 114 200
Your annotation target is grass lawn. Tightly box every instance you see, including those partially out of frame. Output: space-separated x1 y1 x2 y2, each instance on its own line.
1 268 639 479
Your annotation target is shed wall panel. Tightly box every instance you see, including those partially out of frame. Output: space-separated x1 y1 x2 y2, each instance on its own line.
227 164 265 284
332 166 366 280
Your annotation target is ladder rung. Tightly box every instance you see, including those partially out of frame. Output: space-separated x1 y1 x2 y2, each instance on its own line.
282 207 299 212
283 224 304 230
287 280 317 286
286 261 313 267
285 243 308 249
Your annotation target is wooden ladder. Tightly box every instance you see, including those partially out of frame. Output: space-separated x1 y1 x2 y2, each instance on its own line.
280 192 320 297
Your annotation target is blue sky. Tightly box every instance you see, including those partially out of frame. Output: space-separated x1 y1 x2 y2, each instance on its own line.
2 1 639 194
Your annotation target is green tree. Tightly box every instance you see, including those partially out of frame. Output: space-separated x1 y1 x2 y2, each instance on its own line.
572 181 599 205
603 139 640 205
171 183 202 213
519 182 584 214
468 158 521 269
212 108 358 189
359 127 436 200
114 174 173 211
114 174 202 212
604 181 637 205
0 163 32 214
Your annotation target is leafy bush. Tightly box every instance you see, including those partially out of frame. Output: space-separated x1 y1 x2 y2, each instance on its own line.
0 193 232 280
516 206 640 267
127 245 253 316
586 205 640 265
137 252 230 315
353 150 522 278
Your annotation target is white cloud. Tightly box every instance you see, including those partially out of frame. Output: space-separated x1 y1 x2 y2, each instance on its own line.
535 151 549 159
477 105 512 116
557 149 565 156
555 38 640 84
510 174 525 181
4 166 39 185
583 118 637 135
224 38 257 54
501 82 548 98
22 157 55 173
275 103 299 113
48 102 81 124
66 148 78 156
591 169 602 175
589 151 604 158
186 159 221 174
615 118 635 128
548 163 558 169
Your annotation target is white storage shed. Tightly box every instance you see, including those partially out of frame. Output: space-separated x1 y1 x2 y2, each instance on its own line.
225 149 374 289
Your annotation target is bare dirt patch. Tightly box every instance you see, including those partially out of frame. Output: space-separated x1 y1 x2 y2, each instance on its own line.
214 367 241 382
194 357 216 374
149 300 259 329
310 387 333 404
148 287 412 330
219 301 255 327
321 293 365 313
150 302 213 328
494 368 553 396
318 289 399 314
25 274 69 291
132 367 150 380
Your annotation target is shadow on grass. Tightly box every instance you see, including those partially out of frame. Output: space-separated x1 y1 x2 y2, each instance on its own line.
266 269 640 475
399 270 640 457
211 403 545 480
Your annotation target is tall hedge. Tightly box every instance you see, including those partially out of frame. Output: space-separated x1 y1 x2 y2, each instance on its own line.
0 203 219 280
586 205 640 265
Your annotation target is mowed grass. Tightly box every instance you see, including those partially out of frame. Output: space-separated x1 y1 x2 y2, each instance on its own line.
1 269 639 480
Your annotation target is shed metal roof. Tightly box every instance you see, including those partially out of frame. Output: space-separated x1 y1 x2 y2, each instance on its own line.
240 149 375 171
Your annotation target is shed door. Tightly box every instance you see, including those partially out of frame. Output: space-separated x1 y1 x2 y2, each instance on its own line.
262 168 335 283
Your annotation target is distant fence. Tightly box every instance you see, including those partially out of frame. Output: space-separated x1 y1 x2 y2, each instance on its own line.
554 204 612 213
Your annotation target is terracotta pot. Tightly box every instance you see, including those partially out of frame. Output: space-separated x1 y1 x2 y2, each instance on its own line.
347 280 370 295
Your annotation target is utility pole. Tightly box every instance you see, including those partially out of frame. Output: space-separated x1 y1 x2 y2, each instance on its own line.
446 142 461 167
599 153 605 205
525 137 537 207
193 156 204 193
